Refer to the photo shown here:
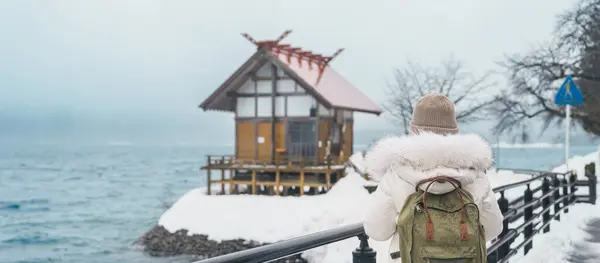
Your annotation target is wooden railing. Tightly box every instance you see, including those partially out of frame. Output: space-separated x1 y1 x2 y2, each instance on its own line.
204 154 345 168
202 154 348 196
194 162 598 263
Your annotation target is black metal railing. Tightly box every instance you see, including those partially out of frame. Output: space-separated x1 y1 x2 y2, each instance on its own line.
195 162 598 263
194 223 372 263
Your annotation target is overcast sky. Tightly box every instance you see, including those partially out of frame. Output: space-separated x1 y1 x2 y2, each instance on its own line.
0 0 577 142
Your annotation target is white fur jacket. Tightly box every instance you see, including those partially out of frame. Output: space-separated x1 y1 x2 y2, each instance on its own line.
362 133 504 263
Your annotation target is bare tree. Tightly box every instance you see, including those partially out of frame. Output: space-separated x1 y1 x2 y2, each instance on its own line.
383 56 498 134
493 0 600 140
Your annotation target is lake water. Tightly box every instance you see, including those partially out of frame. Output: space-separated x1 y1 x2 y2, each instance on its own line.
0 142 596 263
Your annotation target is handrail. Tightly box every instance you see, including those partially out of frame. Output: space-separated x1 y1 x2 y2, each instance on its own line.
487 229 517 254
194 162 598 263
197 223 366 263
509 184 544 206
492 171 561 192
499 168 552 175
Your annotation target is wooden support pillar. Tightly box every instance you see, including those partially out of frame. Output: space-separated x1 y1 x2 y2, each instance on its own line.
229 169 234 194
220 156 226 194
220 169 225 194
251 170 257 195
300 170 305 196
206 169 212 195
206 156 212 195
275 170 281 195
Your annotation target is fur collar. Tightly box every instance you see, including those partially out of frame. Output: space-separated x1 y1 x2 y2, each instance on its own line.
364 132 493 182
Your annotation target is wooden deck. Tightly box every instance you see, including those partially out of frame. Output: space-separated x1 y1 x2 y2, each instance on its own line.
201 155 347 196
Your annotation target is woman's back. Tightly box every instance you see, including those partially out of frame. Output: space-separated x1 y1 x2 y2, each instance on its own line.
361 93 504 263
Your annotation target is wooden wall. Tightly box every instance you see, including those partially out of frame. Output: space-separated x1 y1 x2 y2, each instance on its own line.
342 122 353 161
236 119 354 164
236 120 285 162
236 122 255 161
317 120 353 163
235 62 333 119
318 120 330 161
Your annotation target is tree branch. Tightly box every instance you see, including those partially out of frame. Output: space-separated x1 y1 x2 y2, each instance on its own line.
492 0 600 140
384 56 498 131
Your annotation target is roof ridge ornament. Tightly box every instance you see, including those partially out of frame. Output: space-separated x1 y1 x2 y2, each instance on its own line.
240 30 345 84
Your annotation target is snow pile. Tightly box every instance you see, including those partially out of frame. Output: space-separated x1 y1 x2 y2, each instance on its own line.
158 166 389 263
552 151 598 178
158 150 599 263
348 152 366 174
159 188 332 243
491 170 537 201
348 151 379 187
298 172 389 263
492 169 532 187
158 162 374 242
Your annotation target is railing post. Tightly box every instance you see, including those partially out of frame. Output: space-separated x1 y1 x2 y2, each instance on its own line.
553 175 561 221
561 174 569 213
496 191 510 262
524 184 534 254
569 172 577 205
353 234 376 263
542 177 551 233
586 163 597 205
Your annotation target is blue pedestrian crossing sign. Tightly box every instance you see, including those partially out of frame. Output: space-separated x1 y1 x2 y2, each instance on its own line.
554 75 584 105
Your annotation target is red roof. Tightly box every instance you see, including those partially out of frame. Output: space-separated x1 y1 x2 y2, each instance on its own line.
199 31 382 115
270 51 381 115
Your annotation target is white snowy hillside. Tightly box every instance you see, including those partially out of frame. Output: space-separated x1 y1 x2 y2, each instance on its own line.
158 151 598 263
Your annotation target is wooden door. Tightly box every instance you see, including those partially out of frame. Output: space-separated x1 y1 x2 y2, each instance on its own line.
287 120 317 162
257 122 272 162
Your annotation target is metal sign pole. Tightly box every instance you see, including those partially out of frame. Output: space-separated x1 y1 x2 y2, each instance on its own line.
565 104 571 172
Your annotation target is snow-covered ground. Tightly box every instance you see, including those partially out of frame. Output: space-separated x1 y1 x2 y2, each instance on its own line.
509 204 599 263
513 150 600 263
158 150 599 263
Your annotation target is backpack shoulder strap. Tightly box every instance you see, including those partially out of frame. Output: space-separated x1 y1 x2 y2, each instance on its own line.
414 176 462 192
414 176 469 241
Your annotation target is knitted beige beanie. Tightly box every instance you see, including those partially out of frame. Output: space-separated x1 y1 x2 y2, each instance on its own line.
409 93 459 135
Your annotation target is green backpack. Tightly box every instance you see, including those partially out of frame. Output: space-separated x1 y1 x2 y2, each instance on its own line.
391 176 487 263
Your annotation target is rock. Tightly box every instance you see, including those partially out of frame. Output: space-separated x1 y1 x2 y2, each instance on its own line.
136 225 307 262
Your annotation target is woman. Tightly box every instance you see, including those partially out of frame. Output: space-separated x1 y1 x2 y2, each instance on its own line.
363 93 504 263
